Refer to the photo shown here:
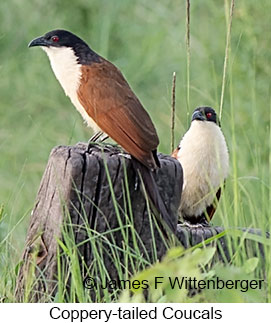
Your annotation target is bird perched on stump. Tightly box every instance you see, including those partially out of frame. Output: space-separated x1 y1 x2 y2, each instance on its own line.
172 107 229 225
28 29 175 233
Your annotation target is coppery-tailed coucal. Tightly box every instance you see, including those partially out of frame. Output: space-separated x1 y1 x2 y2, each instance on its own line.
172 107 229 225
28 29 175 233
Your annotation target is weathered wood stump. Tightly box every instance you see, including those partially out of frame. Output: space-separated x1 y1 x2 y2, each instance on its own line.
15 143 183 301
15 143 269 302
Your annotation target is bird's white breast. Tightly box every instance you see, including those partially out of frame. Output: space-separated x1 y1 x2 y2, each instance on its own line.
177 121 229 217
42 46 100 132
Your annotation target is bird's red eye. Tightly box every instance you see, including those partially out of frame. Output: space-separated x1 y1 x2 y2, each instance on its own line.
206 112 212 118
51 36 59 42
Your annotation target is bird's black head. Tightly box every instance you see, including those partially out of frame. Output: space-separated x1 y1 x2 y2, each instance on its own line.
191 107 220 126
28 29 88 49
28 29 100 64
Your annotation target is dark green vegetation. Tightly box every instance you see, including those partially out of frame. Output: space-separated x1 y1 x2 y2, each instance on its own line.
0 0 270 302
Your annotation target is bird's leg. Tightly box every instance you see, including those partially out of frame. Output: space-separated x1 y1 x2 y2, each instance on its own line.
100 133 109 142
89 131 104 142
87 131 109 151
87 131 103 150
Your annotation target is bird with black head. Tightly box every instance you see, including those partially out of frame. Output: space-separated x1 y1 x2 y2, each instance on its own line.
172 107 229 225
29 29 176 233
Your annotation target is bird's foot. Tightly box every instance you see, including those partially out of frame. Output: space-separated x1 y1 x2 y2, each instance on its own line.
118 153 131 160
178 221 202 228
178 221 209 229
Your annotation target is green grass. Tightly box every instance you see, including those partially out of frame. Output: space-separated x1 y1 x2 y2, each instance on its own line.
0 0 271 302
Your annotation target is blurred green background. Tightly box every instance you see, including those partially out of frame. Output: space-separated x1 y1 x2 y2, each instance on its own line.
0 0 270 266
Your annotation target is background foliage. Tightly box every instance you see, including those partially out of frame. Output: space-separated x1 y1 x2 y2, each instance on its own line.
0 0 270 301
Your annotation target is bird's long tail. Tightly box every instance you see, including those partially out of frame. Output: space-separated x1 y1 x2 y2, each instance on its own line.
131 158 176 234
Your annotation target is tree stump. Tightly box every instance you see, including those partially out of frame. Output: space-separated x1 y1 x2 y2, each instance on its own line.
15 143 183 302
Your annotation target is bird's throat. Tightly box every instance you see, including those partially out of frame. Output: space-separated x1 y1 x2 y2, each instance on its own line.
42 46 81 97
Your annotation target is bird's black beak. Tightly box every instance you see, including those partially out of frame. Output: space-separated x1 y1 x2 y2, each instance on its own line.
28 36 49 48
191 110 206 122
